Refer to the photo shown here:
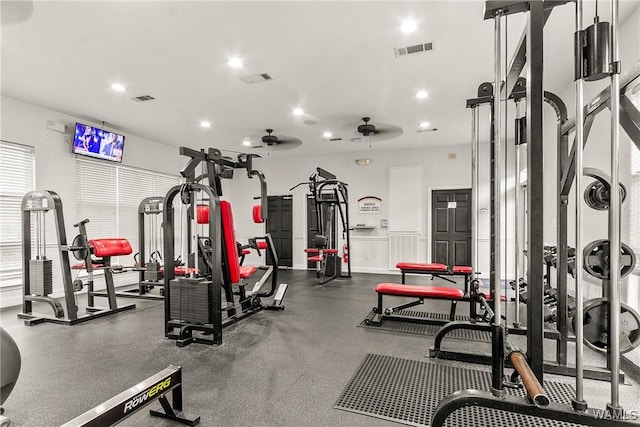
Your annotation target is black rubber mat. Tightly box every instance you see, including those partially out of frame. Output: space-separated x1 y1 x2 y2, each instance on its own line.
335 354 580 427
359 309 491 342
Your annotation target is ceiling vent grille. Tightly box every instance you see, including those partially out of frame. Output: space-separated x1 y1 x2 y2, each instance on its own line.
329 137 343 142
132 95 155 102
416 128 438 133
394 42 433 58
240 73 273 84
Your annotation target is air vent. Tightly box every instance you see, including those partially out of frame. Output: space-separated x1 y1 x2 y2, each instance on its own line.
132 95 155 102
394 42 433 58
239 73 273 84
416 128 439 133
329 137 343 142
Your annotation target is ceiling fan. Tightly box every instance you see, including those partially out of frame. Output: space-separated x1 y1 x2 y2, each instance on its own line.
249 129 302 151
353 116 403 143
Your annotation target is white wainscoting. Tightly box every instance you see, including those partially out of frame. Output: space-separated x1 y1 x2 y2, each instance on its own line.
388 234 419 269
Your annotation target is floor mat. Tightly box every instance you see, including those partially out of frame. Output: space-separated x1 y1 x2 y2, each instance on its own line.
359 309 491 342
335 354 580 427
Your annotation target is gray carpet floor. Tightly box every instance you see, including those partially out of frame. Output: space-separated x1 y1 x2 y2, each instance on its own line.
1 270 638 426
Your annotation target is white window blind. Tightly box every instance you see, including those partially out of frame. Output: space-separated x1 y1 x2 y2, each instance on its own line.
76 159 180 265
0 141 35 285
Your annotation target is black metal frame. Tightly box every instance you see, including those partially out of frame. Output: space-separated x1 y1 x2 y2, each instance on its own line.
60 365 199 426
291 168 352 284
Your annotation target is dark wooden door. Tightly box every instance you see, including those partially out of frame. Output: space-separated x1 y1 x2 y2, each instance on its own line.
432 189 472 267
266 195 293 267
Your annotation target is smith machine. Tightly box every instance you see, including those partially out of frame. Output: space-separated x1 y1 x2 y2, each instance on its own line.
163 147 286 346
433 0 640 425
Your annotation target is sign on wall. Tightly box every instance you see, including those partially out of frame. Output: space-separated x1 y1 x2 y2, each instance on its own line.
358 196 382 214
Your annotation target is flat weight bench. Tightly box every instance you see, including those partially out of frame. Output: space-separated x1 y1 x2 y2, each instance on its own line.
396 262 473 295
367 283 465 326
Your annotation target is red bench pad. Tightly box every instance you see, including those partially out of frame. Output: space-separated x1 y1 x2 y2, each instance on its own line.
241 249 251 255
256 241 268 250
452 266 472 274
478 291 508 302
172 267 200 276
323 249 339 254
196 205 210 224
71 262 103 270
396 262 448 272
376 283 464 299
304 248 319 254
239 265 257 279
308 256 323 262
253 204 264 224
88 239 132 257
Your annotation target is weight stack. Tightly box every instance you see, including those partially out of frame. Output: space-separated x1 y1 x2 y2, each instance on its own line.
325 254 342 277
144 261 163 282
30 258 53 296
169 278 213 325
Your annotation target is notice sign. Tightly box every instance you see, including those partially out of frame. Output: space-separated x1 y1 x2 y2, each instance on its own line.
358 196 382 214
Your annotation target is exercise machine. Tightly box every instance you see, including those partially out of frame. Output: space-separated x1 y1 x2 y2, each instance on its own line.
291 168 351 284
61 365 199 426
18 190 135 325
163 147 287 346
433 2 640 424
0 328 20 427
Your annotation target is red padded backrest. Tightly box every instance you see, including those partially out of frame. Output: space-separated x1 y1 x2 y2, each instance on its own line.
220 200 240 284
89 238 132 257
252 204 263 224
196 205 210 224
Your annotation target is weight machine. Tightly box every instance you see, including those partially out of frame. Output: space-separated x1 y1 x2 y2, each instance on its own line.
433 1 640 425
163 147 287 346
290 168 351 284
18 190 135 326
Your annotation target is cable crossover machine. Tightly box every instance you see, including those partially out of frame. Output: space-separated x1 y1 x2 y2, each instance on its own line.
432 0 640 425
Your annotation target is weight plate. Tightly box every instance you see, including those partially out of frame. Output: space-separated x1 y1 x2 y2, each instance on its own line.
71 234 89 260
573 298 640 354
583 239 636 279
582 169 627 211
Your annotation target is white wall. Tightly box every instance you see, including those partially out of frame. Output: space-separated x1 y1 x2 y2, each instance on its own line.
225 145 474 273
0 95 183 307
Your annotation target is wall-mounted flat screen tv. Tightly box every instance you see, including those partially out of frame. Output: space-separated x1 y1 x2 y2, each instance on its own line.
72 123 125 163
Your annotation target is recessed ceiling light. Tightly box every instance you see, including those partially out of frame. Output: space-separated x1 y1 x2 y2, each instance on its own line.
400 20 417 33
227 57 243 68
111 83 126 92
419 121 430 129
242 139 251 146
200 121 211 128
293 108 304 116
415 90 428 99
323 131 332 138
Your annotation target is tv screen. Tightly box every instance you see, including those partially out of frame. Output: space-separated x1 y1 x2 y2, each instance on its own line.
72 123 125 163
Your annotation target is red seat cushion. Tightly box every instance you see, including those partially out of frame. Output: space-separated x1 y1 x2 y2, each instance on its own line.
376 283 464 299
173 267 200 276
88 239 132 257
196 205 210 224
304 248 319 254
241 249 251 255
480 291 508 302
396 262 448 272
252 204 264 224
239 265 257 279
308 255 323 262
323 249 339 254
71 262 103 270
452 266 472 274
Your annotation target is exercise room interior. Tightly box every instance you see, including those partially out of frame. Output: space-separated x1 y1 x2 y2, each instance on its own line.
2 1 640 426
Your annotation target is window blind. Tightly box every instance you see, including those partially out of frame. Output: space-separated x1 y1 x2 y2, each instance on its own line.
75 158 180 265
0 141 35 285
